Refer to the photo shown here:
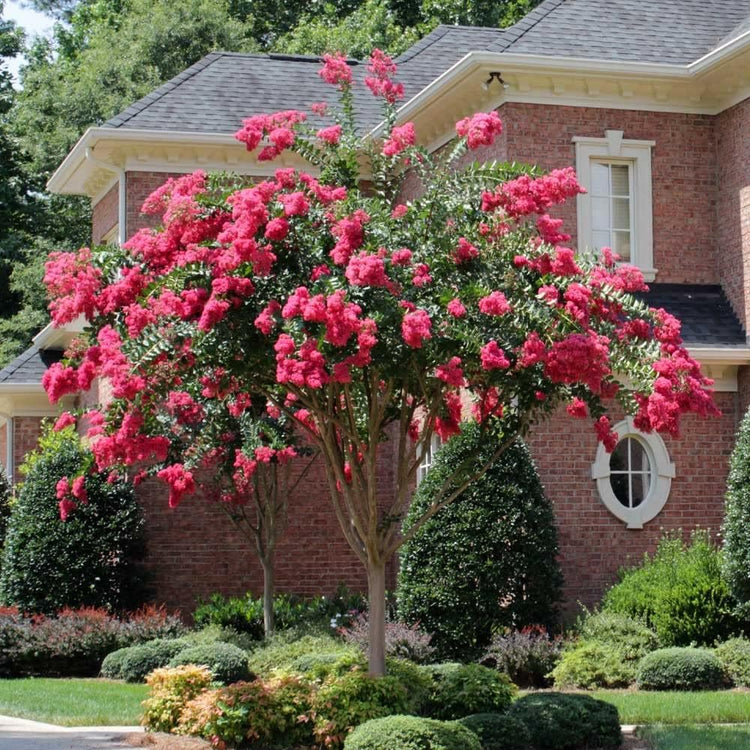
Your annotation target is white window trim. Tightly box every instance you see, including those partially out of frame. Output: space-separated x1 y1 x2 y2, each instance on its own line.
591 417 674 529
573 131 656 281
101 224 119 245
416 434 442 485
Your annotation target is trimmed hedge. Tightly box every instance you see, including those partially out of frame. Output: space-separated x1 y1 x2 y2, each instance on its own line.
398 423 562 661
345 715 481 750
118 638 190 682
168 642 251 685
0 427 145 613
457 714 531 750
716 637 750 687
423 663 516 721
100 647 131 680
636 647 727 691
508 693 621 750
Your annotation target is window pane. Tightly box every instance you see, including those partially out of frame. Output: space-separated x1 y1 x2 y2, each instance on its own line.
630 440 650 472
613 231 631 261
611 164 630 195
592 197 611 231
631 474 650 507
611 474 629 507
612 198 630 230
591 162 610 195
592 230 611 250
610 440 629 472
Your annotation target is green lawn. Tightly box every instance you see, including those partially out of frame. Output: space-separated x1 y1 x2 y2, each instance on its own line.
562 690 750 725
0 678 148 726
639 724 750 750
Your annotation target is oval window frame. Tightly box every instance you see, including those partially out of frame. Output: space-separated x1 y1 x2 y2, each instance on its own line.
591 417 674 529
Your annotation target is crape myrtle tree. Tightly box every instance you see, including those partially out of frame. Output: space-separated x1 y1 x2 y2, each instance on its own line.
42 50 718 675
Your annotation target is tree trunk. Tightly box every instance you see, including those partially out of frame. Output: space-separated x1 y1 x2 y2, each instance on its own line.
261 555 275 637
367 559 387 676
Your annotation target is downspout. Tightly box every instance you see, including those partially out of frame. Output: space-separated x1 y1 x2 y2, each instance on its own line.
85 147 126 245
0 414 13 485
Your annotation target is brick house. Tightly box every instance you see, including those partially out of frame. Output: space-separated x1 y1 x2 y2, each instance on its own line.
1 0 749 616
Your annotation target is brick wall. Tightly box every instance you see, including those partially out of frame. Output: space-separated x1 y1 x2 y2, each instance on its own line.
716 98 750 332
12 417 44 484
92 183 119 246
527 392 737 611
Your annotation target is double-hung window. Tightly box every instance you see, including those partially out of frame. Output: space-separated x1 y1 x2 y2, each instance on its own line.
574 130 656 280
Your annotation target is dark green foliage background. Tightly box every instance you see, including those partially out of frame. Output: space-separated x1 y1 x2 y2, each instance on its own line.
397 422 562 661
724 408 750 615
0 427 146 613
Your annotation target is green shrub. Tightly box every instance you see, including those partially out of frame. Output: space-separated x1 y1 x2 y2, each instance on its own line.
181 624 257 652
119 638 190 683
345 715 481 750
423 663 516 721
551 641 635 689
0 427 145 613
602 530 740 646
579 611 659 661
142 664 213 733
724 408 750 616
386 657 434 715
457 714 531 750
247 631 359 677
0 465 11 555
482 627 562 688
312 669 412 747
289 650 366 680
100 646 130 680
508 693 621 750
179 674 315 748
636 647 727 691
397 424 562 662
168 642 251 685
716 637 750 687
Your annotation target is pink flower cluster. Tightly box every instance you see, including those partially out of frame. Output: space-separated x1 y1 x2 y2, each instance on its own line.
157 464 196 508
319 52 352 89
234 110 307 161
455 111 503 150
382 123 416 157
401 309 432 348
365 49 404 102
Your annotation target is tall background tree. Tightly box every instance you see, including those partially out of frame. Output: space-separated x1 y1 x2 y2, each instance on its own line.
0 0 541 366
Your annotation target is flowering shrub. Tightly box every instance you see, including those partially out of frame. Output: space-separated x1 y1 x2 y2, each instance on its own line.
42 48 718 673
482 626 563 688
142 664 213 733
0 606 185 677
340 613 435 664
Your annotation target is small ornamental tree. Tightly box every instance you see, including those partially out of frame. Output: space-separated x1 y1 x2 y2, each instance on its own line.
42 50 718 674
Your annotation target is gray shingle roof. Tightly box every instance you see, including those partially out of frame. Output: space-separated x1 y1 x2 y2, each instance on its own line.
0 347 64 386
103 0 750 135
491 0 750 64
642 284 746 347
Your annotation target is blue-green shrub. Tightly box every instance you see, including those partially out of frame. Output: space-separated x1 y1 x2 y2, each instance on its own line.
168 642 251 684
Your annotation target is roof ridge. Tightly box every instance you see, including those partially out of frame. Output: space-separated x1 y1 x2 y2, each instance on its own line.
396 25 452 63
490 0 568 52
105 52 225 129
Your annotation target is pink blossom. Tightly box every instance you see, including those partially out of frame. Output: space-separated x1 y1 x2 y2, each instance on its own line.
480 341 510 370
435 357 465 387
447 298 467 318
319 53 352 89
346 253 391 288
391 204 408 219
478 291 511 316
412 263 432 287
566 397 588 418
53 412 76 431
254 300 281 335
382 123 416 157
594 416 618 453
402 309 432 348
453 237 479 264
365 49 404 102
391 248 413 266
455 111 503 149
71 475 88 504
551 247 581 276
265 217 290 241
59 498 76 521
279 191 310 216
157 464 197 508
311 102 328 116
317 125 342 145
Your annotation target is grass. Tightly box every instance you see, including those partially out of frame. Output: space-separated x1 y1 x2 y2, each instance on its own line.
584 689 750 724
0 678 148 726
639 724 750 749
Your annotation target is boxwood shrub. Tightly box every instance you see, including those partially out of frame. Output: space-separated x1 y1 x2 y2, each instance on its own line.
118 638 190 682
551 641 635 689
636 647 727 690
457 713 531 750
397 423 562 662
100 647 130 680
716 637 750 687
345 715 481 750
422 663 516 721
168 642 251 684
508 693 621 750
